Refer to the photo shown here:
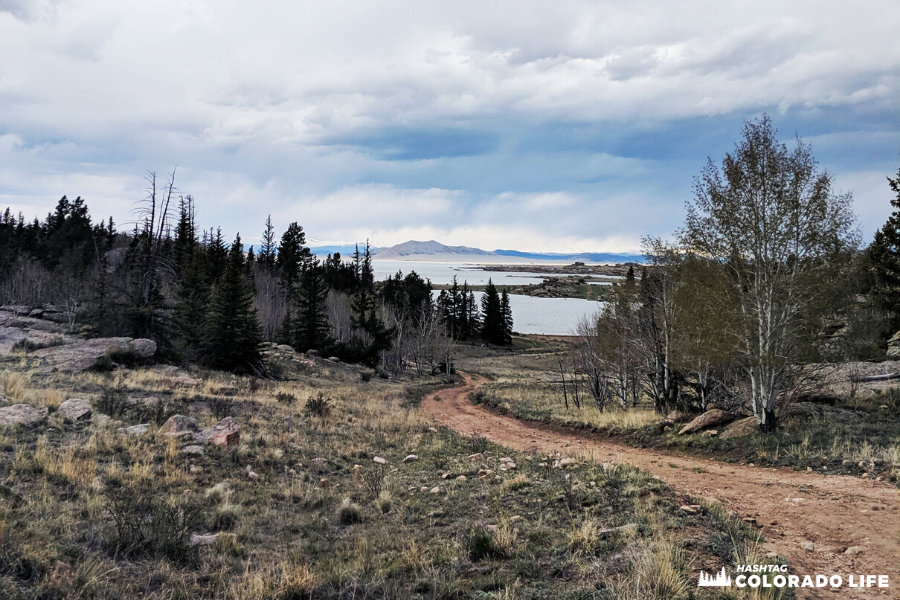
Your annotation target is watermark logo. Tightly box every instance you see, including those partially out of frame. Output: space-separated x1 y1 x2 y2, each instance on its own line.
697 567 731 587
697 565 890 590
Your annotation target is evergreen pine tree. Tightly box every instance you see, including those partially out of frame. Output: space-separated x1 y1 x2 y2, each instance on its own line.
292 260 330 352
257 215 278 272
203 234 263 372
278 222 311 302
480 279 505 345
500 289 513 344
868 168 900 323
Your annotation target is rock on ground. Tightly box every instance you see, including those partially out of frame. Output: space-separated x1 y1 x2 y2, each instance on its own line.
195 417 240 446
0 404 48 427
719 417 758 439
57 398 92 422
678 409 734 435
160 415 199 437
32 337 156 372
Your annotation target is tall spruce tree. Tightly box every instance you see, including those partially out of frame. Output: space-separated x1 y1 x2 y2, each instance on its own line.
257 215 278 272
203 234 262 372
500 289 513 344
480 279 507 345
868 168 900 325
291 260 330 352
278 222 311 302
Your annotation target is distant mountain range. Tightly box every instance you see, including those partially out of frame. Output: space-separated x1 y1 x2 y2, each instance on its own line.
309 240 643 264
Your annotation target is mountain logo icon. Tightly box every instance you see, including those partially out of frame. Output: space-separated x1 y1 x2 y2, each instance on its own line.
698 567 732 587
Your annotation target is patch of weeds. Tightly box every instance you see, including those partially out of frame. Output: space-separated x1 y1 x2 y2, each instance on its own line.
275 391 296 405
94 386 129 419
102 485 204 565
304 392 331 418
362 463 387 499
466 525 506 561
210 396 233 419
337 498 362 525
469 433 488 454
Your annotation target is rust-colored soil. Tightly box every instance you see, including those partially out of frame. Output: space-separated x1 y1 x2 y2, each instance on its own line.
423 374 900 599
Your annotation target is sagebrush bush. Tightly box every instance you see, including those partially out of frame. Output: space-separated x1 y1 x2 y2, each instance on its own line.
304 392 331 418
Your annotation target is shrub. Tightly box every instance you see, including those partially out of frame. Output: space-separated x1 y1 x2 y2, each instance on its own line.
102 486 204 565
468 432 488 454
466 526 505 560
337 498 362 525
275 392 296 405
94 386 129 419
93 347 148 372
210 395 233 419
304 392 331 418
360 371 373 383
362 463 387 499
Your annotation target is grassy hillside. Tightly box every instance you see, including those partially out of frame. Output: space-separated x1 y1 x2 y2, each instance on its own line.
0 352 782 599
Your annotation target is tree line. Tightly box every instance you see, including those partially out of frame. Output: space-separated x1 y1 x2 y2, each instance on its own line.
573 115 899 432
0 172 514 374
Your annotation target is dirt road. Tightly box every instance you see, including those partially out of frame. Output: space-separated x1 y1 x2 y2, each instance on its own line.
423 374 899 599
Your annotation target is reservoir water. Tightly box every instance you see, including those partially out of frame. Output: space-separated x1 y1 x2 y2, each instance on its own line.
372 261 604 335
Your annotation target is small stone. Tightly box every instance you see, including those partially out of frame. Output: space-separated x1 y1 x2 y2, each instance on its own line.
189 465 202 473
247 471 259 479
842 459 851 466
858 461 867 468
402 454 418 463
427 427 437 433
875 476 883 481
456 475 467 481
121 423 150 435
181 445 204 455
352 464 362 471
807 467 813 471
800 541 815 551
420 486 429 492
317 477 328 488
57 398 92 422
441 472 452 479
679 505 700 514
765 551 778 558
467 453 483 462
429 486 440 494
701 429 718 437
373 456 388 465
90 476 104 492
327 356 340 362
844 545 864 555
189 532 219 546
477 469 494 480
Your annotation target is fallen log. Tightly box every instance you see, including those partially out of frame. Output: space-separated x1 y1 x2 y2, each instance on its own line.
854 372 900 383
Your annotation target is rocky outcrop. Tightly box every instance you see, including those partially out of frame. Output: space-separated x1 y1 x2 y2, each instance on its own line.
0 404 48 427
887 331 900 358
678 409 734 435
32 337 156 372
57 398 92 422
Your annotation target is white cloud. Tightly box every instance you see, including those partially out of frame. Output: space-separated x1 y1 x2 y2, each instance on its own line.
0 0 897 250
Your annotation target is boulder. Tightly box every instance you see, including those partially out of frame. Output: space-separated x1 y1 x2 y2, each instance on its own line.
57 398 92 422
160 415 199 437
0 404 48 427
195 417 240 446
181 445 204 455
719 417 758 439
678 409 734 435
887 331 900 358
32 337 156 372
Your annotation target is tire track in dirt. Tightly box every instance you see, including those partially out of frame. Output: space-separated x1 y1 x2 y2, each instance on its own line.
422 374 900 599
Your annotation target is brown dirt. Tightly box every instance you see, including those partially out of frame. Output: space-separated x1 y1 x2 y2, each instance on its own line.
423 374 900 600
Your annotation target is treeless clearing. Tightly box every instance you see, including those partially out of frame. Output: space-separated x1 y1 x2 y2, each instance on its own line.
424 374 900 600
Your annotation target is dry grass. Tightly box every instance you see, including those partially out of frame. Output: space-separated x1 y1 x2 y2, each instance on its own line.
0 355 773 599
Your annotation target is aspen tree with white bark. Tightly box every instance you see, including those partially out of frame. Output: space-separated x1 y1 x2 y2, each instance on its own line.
679 115 858 432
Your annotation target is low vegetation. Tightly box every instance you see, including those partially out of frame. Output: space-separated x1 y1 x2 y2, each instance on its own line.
0 354 786 599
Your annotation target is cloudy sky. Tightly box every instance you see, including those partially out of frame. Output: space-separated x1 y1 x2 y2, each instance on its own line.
1 1 897 252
